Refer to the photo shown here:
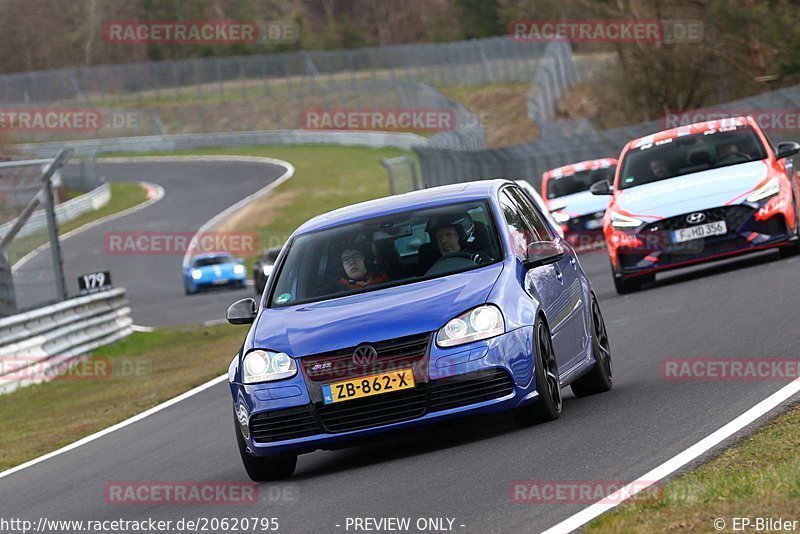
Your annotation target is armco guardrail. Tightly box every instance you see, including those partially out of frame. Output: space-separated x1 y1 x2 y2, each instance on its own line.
0 288 132 394
0 181 110 241
17 129 430 158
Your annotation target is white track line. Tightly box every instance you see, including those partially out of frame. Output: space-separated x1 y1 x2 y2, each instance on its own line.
0 374 226 481
1 155 294 480
542 377 800 534
12 181 165 272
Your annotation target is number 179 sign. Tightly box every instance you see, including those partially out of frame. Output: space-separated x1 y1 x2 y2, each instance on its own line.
78 271 112 296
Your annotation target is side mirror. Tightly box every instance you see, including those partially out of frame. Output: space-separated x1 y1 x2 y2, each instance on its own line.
523 241 565 269
776 141 800 159
227 298 257 325
590 180 613 196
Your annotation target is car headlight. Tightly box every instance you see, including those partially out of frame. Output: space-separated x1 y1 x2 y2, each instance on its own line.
262 264 273 276
242 350 297 384
552 211 571 223
190 269 202 280
233 264 245 275
436 304 505 348
746 177 780 202
609 210 643 228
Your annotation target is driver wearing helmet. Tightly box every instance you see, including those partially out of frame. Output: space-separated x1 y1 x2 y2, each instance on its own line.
424 213 489 269
337 238 389 291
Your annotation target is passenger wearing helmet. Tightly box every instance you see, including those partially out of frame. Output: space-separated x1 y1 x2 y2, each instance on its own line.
337 238 389 290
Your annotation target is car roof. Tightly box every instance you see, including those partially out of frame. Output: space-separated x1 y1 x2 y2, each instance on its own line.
627 116 754 150
191 252 233 260
542 157 618 180
295 179 511 235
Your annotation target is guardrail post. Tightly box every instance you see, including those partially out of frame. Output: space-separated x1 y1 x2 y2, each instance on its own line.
42 149 73 302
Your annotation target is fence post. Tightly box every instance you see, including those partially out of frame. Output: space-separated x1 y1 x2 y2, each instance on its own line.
42 149 74 302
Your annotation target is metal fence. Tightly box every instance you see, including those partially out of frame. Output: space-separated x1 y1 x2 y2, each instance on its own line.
0 150 74 316
416 82 800 191
2 37 551 104
2 36 556 145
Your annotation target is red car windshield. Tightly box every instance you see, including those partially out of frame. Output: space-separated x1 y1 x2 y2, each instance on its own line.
618 125 768 190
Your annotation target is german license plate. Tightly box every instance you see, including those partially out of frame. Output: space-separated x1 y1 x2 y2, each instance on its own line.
321 369 415 405
672 221 727 243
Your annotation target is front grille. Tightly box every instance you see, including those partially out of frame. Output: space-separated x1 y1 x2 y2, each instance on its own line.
250 406 318 443
429 369 514 412
248 369 515 442
567 211 605 232
642 205 754 234
302 333 430 382
317 387 428 432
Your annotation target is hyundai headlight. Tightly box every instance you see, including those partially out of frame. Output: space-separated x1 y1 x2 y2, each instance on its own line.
436 305 505 348
242 350 297 384
190 269 202 280
746 177 780 202
609 210 643 228
552 211 571 223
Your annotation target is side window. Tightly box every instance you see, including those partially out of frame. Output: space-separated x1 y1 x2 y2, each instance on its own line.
500 191 539 259
508 187 556 240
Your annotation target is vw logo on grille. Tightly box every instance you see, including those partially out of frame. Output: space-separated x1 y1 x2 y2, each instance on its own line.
686 212 706 224
352 344 378 367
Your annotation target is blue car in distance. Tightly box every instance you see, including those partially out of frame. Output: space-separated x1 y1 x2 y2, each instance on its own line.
226 179 612 480
183 252 246 295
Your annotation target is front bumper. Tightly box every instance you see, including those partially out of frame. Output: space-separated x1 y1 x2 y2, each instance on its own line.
562 212 606 250
609 202 793 278
231 327 536 457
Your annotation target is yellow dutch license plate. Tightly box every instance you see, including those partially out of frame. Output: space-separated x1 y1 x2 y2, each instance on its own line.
321 369 415 404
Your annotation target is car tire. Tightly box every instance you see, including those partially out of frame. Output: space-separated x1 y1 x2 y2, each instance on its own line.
779 196 800 258
571 295 613 397
514 318 562 427
613 273 653 294
234 420 297 481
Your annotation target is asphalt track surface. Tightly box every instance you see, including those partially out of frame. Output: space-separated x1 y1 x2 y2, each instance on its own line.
3 159 799 533
15 160 287 326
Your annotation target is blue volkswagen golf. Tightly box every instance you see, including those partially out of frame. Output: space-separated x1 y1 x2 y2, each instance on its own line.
226 179 612 480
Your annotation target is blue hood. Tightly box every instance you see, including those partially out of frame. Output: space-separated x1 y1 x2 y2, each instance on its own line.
253 263 504 357
615 160 769 219
552 190 609 217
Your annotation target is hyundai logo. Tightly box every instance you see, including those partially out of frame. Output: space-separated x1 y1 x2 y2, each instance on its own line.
353 344 378 367
686 212 706 224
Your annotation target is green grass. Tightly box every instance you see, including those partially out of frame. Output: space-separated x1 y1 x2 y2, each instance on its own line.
7 182 148 265
587 403 800 532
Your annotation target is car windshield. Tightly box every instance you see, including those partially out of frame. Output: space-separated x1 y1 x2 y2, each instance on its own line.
269 201 502 307
618 125 767 189
192 256 232 267
547 167 616 199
